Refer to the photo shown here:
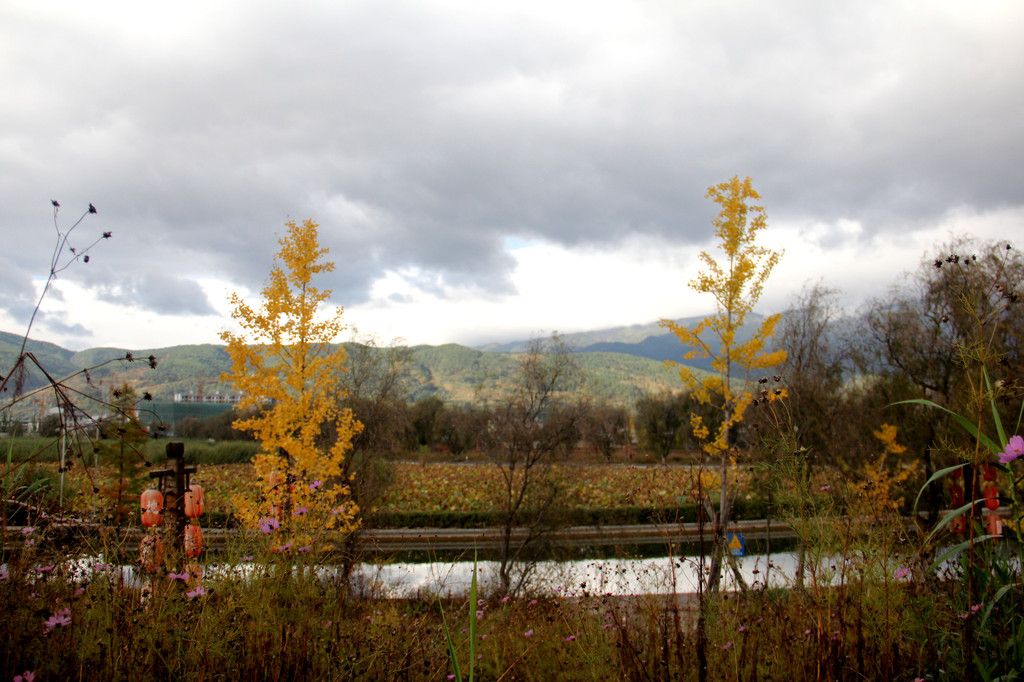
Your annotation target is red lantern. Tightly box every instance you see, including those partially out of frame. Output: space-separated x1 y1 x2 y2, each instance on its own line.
141 489 163 528
185 484 204 518
986 513 1004 536
984 485 1000 510
185 523 203 557
983 463 998 481
950 483 964 506
950 516 966 534
140 533 164 571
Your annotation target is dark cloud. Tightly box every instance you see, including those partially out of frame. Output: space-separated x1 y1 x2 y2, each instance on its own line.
1 0 1023 332
92 273 217 316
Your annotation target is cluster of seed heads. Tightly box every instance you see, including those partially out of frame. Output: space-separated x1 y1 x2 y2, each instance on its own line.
751 375 783 406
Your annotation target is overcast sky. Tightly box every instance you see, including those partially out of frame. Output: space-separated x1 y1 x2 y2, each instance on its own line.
2 0 1022 351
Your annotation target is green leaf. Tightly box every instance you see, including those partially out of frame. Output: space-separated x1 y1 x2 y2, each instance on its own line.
914 462 969 516
438 597 462 682
925 499 985 545
894 398 1001 455
980 582 1017 626
469 551 477 682
929 533 1002 574
983 368 1008 448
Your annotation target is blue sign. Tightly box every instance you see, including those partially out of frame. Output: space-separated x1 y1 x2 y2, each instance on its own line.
727 533 746 557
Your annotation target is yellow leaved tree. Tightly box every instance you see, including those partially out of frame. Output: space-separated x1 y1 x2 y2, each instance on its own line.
660 175 786 591
220 219 362 549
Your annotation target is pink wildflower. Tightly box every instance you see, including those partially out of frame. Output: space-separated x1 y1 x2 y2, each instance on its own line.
258 517 280 534
298 545 313 553
722 641 733 650
309 480 323 491
185 587 206 601
999 435 1024 464
43 607 71 633
276 541 294 552
20 526 35 535
524 629 534 637
293 506 308 516
14 672 35 682
895 566 911 579
169 572 189 581
564 634 577 642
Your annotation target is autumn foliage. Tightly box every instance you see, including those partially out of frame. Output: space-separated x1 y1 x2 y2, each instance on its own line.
661 176 786 455
220 218 361 544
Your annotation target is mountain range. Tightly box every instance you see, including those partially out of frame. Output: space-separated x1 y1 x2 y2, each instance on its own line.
0 314 767 420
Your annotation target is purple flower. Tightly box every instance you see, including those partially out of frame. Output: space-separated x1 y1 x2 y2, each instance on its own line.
309 480 323 491
185 587 206 600
258 517 280 534
169 572 189 581
819 485 831 492
14 672 36 682
722 641 733 650
33 564 54 574
524 629 534 637
21 526 35 535
43 608 71 633
293 506 309 516
276 541 294 552
895 566 911 580
298 545 313 553
999 435 1024 464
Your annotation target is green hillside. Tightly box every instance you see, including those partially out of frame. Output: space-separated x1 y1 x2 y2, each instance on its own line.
1 332 699 422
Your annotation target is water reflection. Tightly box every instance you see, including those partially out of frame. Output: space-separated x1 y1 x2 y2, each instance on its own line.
350 552 813 598
37 551 854 598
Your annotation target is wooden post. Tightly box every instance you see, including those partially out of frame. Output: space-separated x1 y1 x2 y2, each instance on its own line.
149 441 196 556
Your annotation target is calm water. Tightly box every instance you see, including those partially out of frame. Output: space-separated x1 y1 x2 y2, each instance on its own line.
46 550 873 597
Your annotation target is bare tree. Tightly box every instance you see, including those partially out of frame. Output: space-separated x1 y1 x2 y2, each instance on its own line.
860 237 1024 521
478 335 584 595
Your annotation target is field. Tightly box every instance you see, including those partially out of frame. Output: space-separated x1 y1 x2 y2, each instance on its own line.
2 441 1021 680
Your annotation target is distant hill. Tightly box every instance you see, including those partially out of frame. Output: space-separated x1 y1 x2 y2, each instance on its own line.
477 313 769 373
1 317 748 421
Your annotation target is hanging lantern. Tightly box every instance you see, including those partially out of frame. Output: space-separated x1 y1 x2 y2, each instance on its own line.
950 516 966 535
950 482 965 506
184 483 204 518
140 489 163 527
984 485 1000 510
140 533 164 571
983 463 998 481
985 513 1004 535
184 523 203 557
